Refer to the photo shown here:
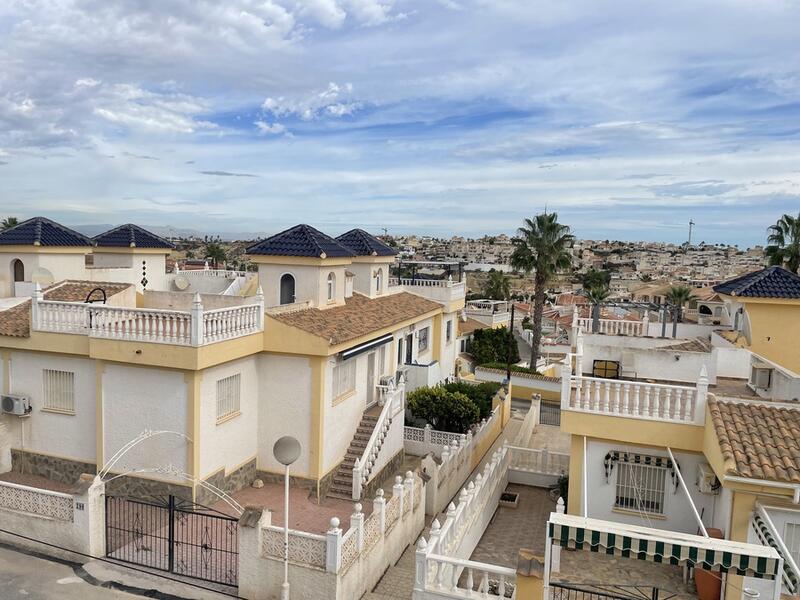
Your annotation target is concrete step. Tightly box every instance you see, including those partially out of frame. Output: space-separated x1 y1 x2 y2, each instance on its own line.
327 488 352 500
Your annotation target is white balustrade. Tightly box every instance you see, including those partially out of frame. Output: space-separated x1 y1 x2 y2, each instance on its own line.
202 304 261 343
566 371 708 424
89 305 193 344
34 301 89 334
32 293 264 347
577 317 646 336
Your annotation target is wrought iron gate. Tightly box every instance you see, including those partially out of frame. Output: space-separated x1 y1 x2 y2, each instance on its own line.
539 401 562 426
105 495 238 587
550 583 675 600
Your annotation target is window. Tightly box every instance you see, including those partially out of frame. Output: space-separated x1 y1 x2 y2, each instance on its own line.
42 369 75 413
216 374 241 421
374 269 383 295
327 272 336 301
333 359 356 400
446 320 453 343
418 327 429 352
593 360 620 379
784 523 800 566
614 462 667 515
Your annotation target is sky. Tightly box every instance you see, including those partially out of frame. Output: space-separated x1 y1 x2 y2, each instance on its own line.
1 0 799 245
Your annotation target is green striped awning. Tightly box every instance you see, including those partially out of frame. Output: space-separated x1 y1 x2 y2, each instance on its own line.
548 513 781 580
752 511 799 592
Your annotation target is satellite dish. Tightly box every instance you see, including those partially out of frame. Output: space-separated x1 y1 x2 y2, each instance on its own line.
174 276 190 291
31 267 54 286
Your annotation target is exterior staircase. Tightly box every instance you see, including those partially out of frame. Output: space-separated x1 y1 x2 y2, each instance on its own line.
326 412 381 501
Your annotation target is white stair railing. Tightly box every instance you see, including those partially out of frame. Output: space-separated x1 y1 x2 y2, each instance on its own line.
352 384 404 500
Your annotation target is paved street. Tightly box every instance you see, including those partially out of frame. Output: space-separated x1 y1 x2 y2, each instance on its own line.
0 544 140 600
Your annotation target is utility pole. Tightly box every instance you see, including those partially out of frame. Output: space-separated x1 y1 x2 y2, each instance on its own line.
688 219 695 247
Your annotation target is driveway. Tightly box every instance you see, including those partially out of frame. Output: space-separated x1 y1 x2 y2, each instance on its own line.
0 544 141 600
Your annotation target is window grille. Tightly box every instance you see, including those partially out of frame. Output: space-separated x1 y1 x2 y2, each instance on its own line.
42 369 75 413
446 320 453 343
333 360 356 400
216 374 241 420
614 461 667 515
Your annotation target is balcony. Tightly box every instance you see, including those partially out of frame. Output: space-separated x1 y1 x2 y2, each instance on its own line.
575 316 647 336
464 300 511 328
388 277 466 306
32 290 264 346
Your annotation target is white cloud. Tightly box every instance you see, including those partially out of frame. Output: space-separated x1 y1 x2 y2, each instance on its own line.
262 82 360 120
254 121 287 134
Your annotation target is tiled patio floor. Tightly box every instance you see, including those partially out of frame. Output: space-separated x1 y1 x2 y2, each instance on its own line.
212 481 370 534
554 548 699 599
468 484 556 568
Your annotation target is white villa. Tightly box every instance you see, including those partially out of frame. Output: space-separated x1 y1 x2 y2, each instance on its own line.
0 218 465 505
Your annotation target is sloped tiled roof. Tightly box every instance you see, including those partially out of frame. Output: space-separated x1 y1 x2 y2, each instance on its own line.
94 224 174 249
710 399 800 483
271 292 440 345
246 224 355 258
0 281 133 338
336 229 397 257
0 217 92 247
714 266 800 299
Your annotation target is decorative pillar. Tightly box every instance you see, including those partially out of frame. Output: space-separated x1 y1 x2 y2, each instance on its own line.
30 282 43 330
325 517 342 573
255 285 265 330
373 489 386 534
350 503 364 552
413 537 429 591
190 292 204 346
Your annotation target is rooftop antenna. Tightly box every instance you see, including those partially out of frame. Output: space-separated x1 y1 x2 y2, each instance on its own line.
688 219 695 247
382 227 388 237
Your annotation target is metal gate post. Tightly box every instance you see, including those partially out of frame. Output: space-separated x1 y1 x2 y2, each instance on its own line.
168 495 176 573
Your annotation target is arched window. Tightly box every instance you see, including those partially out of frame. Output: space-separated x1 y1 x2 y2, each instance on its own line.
374 269 383 294
279 273 295 305
327 272 336 301
698 304 713 316
12 259 24 282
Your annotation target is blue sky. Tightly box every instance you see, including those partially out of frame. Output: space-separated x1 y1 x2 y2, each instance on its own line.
1 0 799 245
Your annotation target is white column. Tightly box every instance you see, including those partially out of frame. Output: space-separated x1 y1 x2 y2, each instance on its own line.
30 282 43 330
350 503 364 552
551 497 564 573
190 292 204 346
255 285 265 331
694 365 709 424
373 489 386 534
325 517 342 573
413 537 429 591
0 423 11 474
560 361 572 410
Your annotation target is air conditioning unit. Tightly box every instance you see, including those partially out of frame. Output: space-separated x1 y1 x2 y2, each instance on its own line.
750 364 773 390
696 462 720 495
379 374 396 388
1 394 31 416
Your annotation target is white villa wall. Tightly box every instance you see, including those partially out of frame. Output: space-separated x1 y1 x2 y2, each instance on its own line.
142 290 249 310
440 313 458 379
585 440 720 535
348 261 392 298
90 253 168 293
711 485 733 537
258 355 313 477
258 263 349 308
581 337 717 384
198 356 259 480
103 365 188 483
645 322 720 339
324 355 370 476
710 332 752 379
1 252 89 296
4 351 97 465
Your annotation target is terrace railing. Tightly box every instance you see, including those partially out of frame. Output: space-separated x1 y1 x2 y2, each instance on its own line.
576 317 647 337
32 289 264 347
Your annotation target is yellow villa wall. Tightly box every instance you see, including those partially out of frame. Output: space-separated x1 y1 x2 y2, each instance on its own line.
741 300 800 373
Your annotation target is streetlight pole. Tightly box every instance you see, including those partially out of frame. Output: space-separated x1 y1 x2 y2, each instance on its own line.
273 436 301 600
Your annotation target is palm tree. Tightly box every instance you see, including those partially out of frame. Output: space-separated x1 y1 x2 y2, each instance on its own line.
666 284 694 337
483 271 511 301
510 212 574 368
585 285 610 333
205 242 227 269
1 217 19 231
765 213 800 274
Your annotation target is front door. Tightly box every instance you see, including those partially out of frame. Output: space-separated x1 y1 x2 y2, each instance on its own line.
405 333 414 363
366 352 376 407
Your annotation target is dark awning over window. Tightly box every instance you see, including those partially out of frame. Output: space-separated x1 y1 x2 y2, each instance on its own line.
340 333 394 361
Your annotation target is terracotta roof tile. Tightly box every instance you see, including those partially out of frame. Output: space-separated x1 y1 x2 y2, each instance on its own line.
0 281 132 338
458 317 485 336
271 292 441 345
709 399 800 484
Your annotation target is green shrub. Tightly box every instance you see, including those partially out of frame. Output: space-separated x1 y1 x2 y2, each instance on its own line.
442 381 500 419
406 386 480 434
467 326 519 365
479 362 541 375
